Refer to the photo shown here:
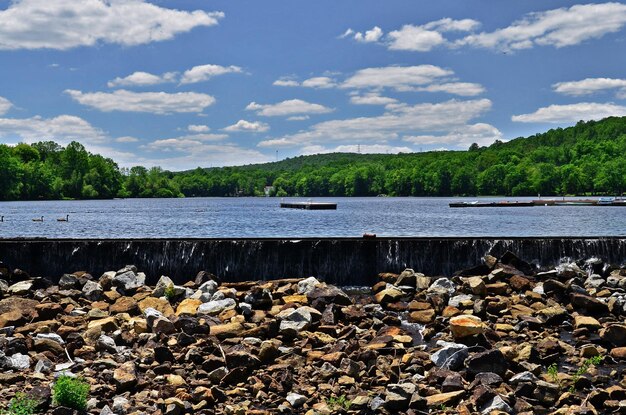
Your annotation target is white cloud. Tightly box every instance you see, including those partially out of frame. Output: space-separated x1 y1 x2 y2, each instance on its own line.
145 133 228 152
354 26 384 43
301 144 413 155
115 136 140 143
459 3 626 51
258 98 493 148
0 97 12 115
423 18 481 32
301 77 336 89
415 82 485 96
107 71 177 88
0 114 107 143
187 124 211 133
287 115 310 121
223 120 270 132
553 77 626 98
142 141 270 170
350 94 398 105
180 64 243 84
342 65 453 91
273 78 300 87
387 25 445 51
65 89 215 114
403 123 502 147
512 102 626 123
0 0 223 50
246 99 333 117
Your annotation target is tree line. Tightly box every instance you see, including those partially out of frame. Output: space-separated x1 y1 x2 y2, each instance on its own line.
0 117 625 201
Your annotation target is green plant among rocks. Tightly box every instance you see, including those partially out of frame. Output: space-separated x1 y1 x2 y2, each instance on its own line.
52 375 90 411
1 393 39 415
327 395 351 410
569 355 605 393
547 363 560 384
164 283 177 301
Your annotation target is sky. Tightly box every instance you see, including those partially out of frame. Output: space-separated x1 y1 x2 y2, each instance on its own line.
1 1 626 170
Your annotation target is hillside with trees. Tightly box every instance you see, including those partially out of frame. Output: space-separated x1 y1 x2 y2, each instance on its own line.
0 117 625 201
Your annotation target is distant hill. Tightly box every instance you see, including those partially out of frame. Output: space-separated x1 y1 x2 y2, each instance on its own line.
0 117 624 200
174 117 626 197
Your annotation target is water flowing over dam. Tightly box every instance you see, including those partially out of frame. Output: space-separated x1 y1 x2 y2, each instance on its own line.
0 237 625 285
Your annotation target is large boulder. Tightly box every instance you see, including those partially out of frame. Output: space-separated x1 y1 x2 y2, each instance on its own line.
449 315 485 339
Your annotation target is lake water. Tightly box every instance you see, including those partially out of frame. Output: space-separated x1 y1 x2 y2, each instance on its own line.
0 197 624 238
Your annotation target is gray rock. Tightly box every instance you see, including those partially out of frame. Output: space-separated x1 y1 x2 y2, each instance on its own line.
99 406 115 415
96 334 118 353
153 275 175 297
480 395 512 415
112 268 145 293
449 294 473 308
278 306 315 336
385 383 417 410
7 353 31 370
144 307 176 335
207 366 228 383
35 333 65 345
430 341 469 369
0 279 8 296
112 396 130 414
585 274 606 288
197 298 237 315
8 280 33 295
510 371 538 384
428 278 456 295
199 280 218 295
286 392 307 408
297 276 322 295
35 358 53 373
82 280 103 301
59 273 79 289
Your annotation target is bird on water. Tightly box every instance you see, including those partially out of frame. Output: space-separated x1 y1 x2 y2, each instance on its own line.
32 216 44 222
57 214 69 222
0 215 3 222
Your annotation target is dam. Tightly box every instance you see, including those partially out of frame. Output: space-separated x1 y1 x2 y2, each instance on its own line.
1 237 625 285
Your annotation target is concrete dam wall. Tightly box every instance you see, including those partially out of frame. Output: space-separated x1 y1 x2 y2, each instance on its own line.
0 237 625 285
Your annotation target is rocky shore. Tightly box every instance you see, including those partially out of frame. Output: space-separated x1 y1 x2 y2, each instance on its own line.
1 253 626 414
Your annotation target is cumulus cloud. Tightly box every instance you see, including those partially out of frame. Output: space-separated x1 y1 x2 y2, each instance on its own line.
301 77 337 89
107 71 178 88
403 123 502 147
223 120 270 132
512 102 626 123
348 4 626 53
0 114 107 143
65 89 216 114
179 64 243 84
414 82 485 96
0 96 12 115
458 3 626 51
0 0 223 50
258 98 494 148
273 78 300 87
351 26 384 43
342 65 453 91
387 25 446 51
142 140 270 170
187 124 211 133
287 115 310 121
246 99 333 117
350 94 398 105
553 77 626 98
272 76 336 88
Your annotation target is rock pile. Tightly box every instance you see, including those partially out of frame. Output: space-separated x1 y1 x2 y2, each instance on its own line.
0 253 626 414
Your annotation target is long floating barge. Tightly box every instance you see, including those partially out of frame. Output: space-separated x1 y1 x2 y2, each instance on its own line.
280 202 337 210
450 198 626 208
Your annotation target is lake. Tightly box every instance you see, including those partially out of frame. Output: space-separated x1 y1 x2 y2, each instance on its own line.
0 197 624 238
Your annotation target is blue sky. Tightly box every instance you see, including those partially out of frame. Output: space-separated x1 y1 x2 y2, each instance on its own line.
2 1 626 170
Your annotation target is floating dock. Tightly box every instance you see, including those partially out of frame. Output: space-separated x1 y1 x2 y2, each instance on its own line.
450 198 626 208
280 202 337 210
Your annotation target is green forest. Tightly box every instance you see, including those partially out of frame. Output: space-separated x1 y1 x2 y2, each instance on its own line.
1 117 625 201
